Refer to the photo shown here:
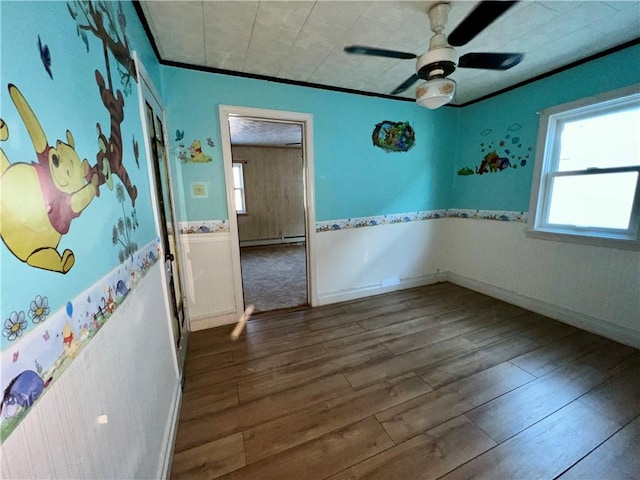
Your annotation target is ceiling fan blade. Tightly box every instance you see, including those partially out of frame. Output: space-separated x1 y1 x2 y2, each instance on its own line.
448 1 518 47
390 74 420 95
344 45 417 60
458 52 523 70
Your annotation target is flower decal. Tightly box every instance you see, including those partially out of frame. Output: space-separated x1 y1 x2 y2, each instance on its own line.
439 83 454 95
3 311 27 341
29 295 50 323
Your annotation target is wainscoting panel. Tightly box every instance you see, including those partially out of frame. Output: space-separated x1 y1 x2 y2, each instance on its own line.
445 218 640 348
316 220 449 305
179 233 237 329
1 265 180 479
233 146 305 243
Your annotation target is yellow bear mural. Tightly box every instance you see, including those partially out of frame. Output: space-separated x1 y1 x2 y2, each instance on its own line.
189 140 212 163
0 84 99 273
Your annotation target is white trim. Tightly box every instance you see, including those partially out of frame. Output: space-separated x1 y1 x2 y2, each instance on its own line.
447 272 640 349
133 51 181 380
190 311 240 331
240 236 306 247
317 273 444 306
527 83 640 248
232 162 247 213
158 381 182 480
525 227 639 250
219 105 318 314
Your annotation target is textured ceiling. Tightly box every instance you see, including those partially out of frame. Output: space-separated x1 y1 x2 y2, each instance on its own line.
229 117 302 146
140 0 640 107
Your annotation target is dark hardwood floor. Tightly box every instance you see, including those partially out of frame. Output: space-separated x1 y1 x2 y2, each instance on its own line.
170 282 640 479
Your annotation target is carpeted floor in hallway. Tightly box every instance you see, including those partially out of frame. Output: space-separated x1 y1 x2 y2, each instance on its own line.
240 244 308 313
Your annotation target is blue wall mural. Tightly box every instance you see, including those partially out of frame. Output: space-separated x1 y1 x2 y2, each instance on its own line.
1 0 638 446
160 66 458 223
0 0 160 442
451 43 640 212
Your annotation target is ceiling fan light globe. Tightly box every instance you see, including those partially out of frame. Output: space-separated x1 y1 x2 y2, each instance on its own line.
416 77 456 109
417 47 458 79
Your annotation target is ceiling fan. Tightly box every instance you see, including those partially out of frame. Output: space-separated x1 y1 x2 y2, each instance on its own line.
344 1 524 108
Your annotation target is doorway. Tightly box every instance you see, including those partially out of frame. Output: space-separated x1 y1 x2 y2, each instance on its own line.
137 60 189 375
231 119 307 312
219 106 317 316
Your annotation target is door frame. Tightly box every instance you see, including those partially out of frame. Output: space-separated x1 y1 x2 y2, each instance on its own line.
134 53 189 374
218 105 318 313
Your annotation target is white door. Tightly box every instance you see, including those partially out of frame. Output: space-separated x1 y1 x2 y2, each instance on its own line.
139 74 189 374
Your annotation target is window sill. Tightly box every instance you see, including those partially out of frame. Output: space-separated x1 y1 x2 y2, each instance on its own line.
525 227 640 251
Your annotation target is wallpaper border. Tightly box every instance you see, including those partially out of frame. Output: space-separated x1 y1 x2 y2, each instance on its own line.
177 210 527 235
177 220 230 234
316 209 527 232
1 238 161 443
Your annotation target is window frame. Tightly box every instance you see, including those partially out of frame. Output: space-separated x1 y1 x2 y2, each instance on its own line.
527 83 640 250
232 161 247 215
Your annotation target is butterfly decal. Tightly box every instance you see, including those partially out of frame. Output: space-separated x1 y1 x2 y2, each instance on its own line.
12 351 19 363
207 137 215 147
133 135 140 168
43 331 50 341
175 130 185 142
38 35 53 79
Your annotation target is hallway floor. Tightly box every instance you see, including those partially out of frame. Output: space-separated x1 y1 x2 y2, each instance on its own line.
170 282 640 479
240 244 307 313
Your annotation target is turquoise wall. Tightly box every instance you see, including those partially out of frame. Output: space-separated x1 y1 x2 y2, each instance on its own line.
0 1 158 353
452 43 640 212
161 66 458 222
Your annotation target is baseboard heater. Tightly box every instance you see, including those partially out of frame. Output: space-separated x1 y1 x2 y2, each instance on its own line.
240 236 306 247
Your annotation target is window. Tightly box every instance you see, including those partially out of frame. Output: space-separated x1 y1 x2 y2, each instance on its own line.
528 84 640 249
232 162 247 214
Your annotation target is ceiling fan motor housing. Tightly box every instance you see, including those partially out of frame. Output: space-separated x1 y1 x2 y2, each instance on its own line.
416 46 458 79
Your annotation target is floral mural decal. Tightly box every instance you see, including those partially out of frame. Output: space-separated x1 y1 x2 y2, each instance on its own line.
372 121 415 152
112 183 139 263
0 1 151 443
29 296 50 324
1 239 161 442
457 122 533 176
3 312 27 342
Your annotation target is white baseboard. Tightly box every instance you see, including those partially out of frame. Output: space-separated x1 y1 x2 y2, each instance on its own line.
447 272 640 349
317 273 445 306
190 310 238 331
240 236 306 247
159 382 182 479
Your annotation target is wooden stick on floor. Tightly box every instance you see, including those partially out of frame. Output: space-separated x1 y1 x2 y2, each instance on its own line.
230 304 255 340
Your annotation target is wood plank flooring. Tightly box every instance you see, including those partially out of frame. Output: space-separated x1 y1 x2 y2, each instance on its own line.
170 282 640 480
